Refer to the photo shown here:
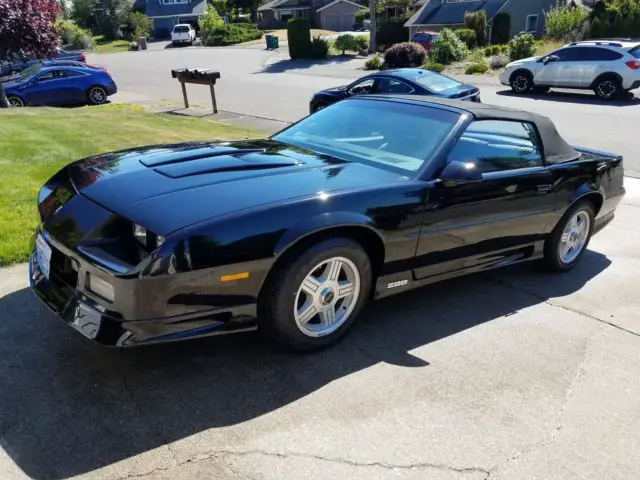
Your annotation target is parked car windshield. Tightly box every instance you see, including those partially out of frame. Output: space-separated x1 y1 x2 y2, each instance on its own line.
18 64 41 81
414 72 461 93
272 99 459 175
174 26 190 33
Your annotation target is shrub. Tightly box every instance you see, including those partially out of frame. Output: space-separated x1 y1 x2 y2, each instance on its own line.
422 62 444 73
199 5 225 45
308 36 329 59
455 28 477 49
287 18 311 59
589 17 604 38
465 62 488 74
383 42 427 68
491 12 511 44
491 45 502 55
376 21 406 49
500 44 509 54
125 11 152 41
468 49 485 63
364 54 383 70
488 54 508 69
464 10 487 46
429 28 467 65
544 1 589 40
355 35 369 51
57 20 93 49
334 34 361 54
508 32 535 61
203 23 262 46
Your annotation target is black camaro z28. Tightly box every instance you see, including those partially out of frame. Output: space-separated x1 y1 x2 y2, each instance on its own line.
30 96 625 351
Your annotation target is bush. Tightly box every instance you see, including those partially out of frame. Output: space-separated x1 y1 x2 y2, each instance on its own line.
468 49 485 63
383 42 427 68
308 36 329 59
500 44 509 54
484 46 493 56
376 21 406 49
455 28 477 49
364 54 383 70
199 5 225 45
464 10 487 46
422 62 444 73
465 62 488 74
544 2 589 40
589 17 604 38
428 28 468 65
203 23 262 46
491 45 502 55
125 11 152 41
287 18 311 59
355 35 369 51
488 54 508 69
334 34 360 54
57 20 93 49
492 12 511 44
508 32 535 61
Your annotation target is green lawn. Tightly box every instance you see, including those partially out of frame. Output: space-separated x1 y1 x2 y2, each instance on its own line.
0 104 259 265
92 35 131 54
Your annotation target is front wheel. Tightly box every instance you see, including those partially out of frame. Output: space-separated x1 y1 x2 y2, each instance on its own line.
260 238 372 351
7 95 25 108
543 200 595 272
87 86 108 105
510 72 533 94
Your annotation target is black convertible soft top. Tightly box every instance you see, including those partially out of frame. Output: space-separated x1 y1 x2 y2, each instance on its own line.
364 95 580 164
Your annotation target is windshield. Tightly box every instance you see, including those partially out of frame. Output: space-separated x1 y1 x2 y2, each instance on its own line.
272 99 459 174
174 26 190 33
18 64 41 81
414 71 461 93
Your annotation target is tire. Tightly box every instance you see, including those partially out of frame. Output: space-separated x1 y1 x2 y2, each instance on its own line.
312 101 328 113
594 76 622 100
87 86 108 105
510 71 533 94
543 200 595 272
260 237 372 351
534 86 550 94
7 95 25 108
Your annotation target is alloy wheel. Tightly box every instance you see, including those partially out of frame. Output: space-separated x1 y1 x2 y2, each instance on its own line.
559 211 590 264
293 256 361 337
597 80 617 99
512 75 530 93
7 96 24 108
89 87 107 105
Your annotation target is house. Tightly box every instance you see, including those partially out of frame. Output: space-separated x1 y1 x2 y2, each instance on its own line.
404 0 562 42
257 0 366 31
142 0 208 38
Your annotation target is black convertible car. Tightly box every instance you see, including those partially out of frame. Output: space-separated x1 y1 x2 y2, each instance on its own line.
30 96 625 351
309 68 481 114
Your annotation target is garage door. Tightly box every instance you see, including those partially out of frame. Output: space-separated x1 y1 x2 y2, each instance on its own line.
324 14 342 31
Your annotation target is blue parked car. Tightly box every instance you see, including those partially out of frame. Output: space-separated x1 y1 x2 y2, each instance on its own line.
0 48 87 78
4 65 117 107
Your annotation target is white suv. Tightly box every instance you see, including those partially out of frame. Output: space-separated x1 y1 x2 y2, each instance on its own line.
171 24 197 46
500 40 640 100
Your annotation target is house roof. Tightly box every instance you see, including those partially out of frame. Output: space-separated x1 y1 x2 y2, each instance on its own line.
145 0 207 19
405 0 508 28
258 0 300 11
316 0 367 12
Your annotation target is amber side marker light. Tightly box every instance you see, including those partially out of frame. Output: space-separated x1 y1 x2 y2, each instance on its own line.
220 272 250 282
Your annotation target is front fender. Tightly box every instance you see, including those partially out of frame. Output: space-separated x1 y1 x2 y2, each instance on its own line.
273 211 384 256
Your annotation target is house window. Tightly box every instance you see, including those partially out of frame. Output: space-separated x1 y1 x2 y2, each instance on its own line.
525 14 539 33
163 0 189 4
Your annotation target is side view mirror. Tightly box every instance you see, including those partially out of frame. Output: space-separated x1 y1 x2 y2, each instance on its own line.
543 55 559 65
438 161 483 186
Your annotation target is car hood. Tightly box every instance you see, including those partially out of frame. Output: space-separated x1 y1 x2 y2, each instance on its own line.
3 80 24 89
316 86 347 96
506 56 542 67
67 139 406 235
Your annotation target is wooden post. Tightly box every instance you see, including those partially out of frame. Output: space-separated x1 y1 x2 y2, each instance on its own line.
209 82 218 114
180 80 189 109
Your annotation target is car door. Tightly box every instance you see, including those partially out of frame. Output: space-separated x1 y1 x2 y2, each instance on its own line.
58 69 88 103
346 78 377 97
374 77 415 96
413 119 556 279
23 70 59 105
535 47 579 87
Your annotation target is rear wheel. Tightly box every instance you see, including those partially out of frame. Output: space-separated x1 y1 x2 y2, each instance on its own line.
510 71 533 94
594 76 622 100
87 86 108 105
7 95 24 108
543 200 595 272
260 238 372 351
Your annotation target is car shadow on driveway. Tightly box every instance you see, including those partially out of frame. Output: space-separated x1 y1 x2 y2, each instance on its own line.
260 56 362 74
0 251 611 479
496 89 640 106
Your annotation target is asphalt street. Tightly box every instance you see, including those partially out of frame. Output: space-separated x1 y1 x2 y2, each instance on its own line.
90 45 640 177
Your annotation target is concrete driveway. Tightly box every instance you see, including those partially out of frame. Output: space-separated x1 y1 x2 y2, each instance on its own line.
90 47 640 177
1 174 639 480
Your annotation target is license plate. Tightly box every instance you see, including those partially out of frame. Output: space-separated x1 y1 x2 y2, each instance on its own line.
35 234 52 280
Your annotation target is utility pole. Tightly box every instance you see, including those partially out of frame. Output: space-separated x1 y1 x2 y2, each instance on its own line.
368 0 377 53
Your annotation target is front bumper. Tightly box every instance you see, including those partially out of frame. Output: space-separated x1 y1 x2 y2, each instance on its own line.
29 229 258 346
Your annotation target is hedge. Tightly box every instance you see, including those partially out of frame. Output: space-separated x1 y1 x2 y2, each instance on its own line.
203 24 262 46
288 18 311 59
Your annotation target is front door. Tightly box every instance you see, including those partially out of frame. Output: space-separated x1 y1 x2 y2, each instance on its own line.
535 47 582 87
25 70 71 105
414 119 556 279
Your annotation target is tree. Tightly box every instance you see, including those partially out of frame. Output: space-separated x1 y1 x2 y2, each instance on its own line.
0 0 61 108
369 0 377 53
71 0 97 29
95 0 131 40
199 5 225 45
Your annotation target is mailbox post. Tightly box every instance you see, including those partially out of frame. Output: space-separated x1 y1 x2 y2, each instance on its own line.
171 68 221 114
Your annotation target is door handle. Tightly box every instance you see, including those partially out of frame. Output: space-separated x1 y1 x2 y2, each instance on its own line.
537 184 553 194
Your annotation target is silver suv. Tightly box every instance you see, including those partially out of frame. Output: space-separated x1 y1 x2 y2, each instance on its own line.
500 40 640 100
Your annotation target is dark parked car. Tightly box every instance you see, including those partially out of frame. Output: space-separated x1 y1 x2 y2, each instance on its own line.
0 48 87 78
410 31 441 52
309 68 480 113
4 65 117 107
30 96 625 351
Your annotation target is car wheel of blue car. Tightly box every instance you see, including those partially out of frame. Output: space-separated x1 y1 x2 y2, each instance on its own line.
7 96 24 108
260 237 372 351
88 86 108 105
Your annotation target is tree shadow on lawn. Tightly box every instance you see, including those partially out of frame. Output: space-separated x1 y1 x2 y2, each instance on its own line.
0 250 610 479
497 88 640 107
259 55 364 74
